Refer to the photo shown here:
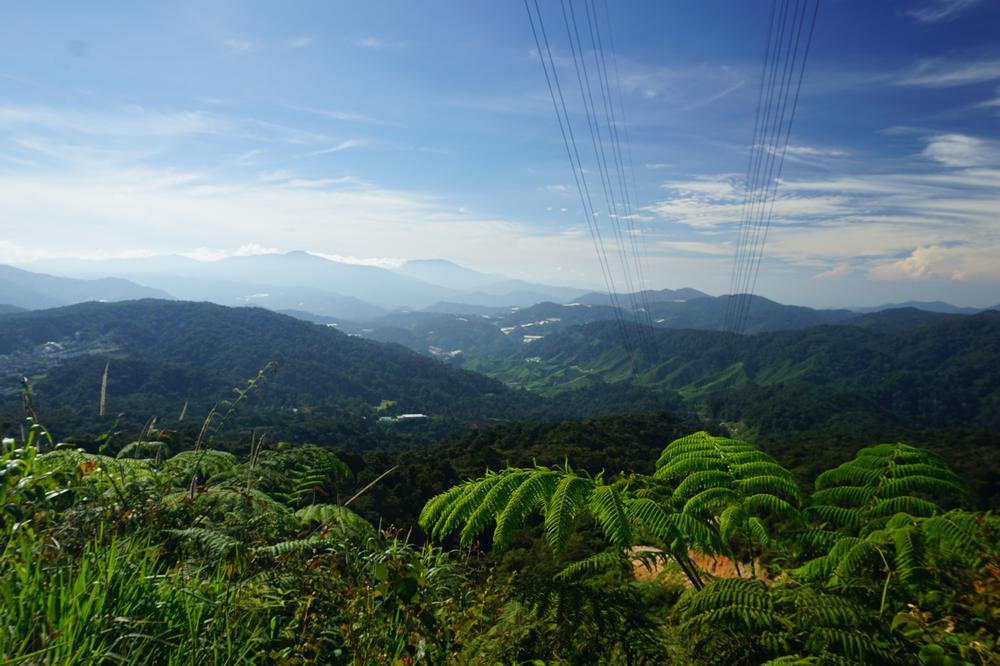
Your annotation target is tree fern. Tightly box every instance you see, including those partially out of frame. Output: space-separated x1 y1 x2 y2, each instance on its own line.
810 443 966 533
798 443 980 615
243 445 351 507
294 503 372 536
679 579 899 665
655 431 800 570
166 527 240 559
420 464 633 554
163 450 238 485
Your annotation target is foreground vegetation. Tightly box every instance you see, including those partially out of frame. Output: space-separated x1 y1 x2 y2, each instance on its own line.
2 410 996 664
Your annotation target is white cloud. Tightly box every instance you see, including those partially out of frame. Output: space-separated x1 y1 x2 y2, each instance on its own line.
287 35 316 48
0 105 228 137
235 149 263 164
782 144 849 158
648 176 850 229
895 57 1000 87
542 184 572 196
353 36 406 50
0 160 616 286
814 263 851 280
224 38 257 54
905 0 982 23
284 104 393 126
921 133 998 167
646 133 1000 284
659 241 731 256
619 63 748 112
870 245 1000 281
299 140 365 158
313 253 403 269
182 244 278 262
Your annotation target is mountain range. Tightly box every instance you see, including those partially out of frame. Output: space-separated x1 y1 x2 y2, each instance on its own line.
15 253 589 317
0 300 544 439
464 310 1000 433
6 256 997 329
3 297 998 438
0 265 169 309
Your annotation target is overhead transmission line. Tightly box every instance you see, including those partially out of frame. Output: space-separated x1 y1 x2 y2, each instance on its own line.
724 0 819 337
524 0 655 361
523 0 636 360
599 0 657 335
585 0 657 335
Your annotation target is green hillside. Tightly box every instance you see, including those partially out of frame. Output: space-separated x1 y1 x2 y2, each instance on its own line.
0 300 540 441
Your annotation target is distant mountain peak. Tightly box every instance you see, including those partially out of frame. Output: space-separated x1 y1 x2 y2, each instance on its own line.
401 258 465 268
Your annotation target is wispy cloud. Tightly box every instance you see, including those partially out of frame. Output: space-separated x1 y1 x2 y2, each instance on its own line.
0 105 229 137
0 161 608 286
541 184 572 196
285 104 396 126
183 243 279 261
353 36 406 50
313 253 403 269
814 263 852 280
782 144 849 158
234 149 263 165
976 91 1000 109
299 139 365 158
619 62 749 110
905 0 982 23
646 134 1000 282
895 57 1000 87
224 38 258 54
659 241 732 256
286 35 317 49
921 133 1000 167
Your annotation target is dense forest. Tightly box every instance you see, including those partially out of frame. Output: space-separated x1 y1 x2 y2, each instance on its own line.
1 299 998 663
3 415 996 664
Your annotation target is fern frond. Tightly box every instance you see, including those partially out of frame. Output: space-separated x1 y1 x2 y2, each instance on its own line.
742 493 797 517
554 549 630 581
294 503 371 535
458 469 534 547
493 468 561 549
543 473 593 553
683 486 739 515
718 503 748 542
871 495 938 517
164 450 238 484
673 470 734 498
166 527 240 559
587 483 631 548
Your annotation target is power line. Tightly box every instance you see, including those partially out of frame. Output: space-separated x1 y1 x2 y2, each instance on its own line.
733 0 817 335
523 0 636 360
726 0 819 337
726 0 791 335
587 0 657 342
734 0 804 331
599 0 658 340
738 0 819 335
724 0 778 334
561 0 644 352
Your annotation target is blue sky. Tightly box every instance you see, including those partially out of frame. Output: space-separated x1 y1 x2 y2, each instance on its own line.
1 0 998 306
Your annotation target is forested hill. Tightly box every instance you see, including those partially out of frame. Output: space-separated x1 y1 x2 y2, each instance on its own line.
0 300 547 438
467 310 1000 433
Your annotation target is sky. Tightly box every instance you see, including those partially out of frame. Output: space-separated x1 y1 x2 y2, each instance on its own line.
1 0 998 307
